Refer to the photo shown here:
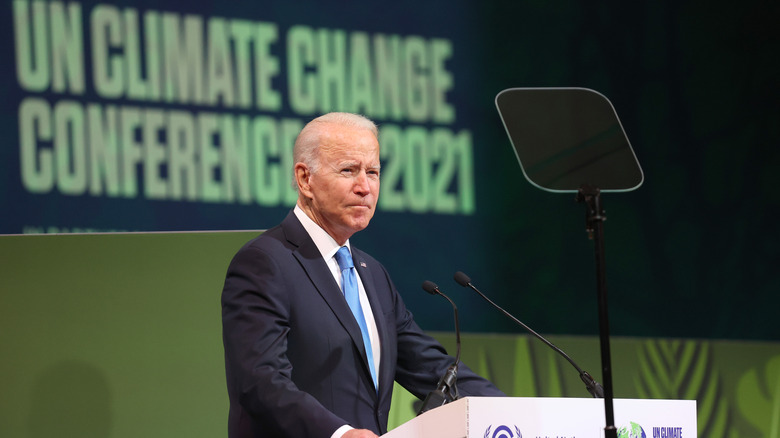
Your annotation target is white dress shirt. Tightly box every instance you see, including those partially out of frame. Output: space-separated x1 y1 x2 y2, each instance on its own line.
293 206 382 438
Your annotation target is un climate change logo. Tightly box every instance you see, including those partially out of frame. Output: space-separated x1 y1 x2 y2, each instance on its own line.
617 422 647 438
484 425 522 438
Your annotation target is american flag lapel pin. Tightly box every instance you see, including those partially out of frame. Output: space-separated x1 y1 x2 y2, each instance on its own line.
360 262 367 268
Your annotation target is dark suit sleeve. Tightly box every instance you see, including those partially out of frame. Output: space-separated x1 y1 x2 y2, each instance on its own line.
221 244 345 438
375 265 505 399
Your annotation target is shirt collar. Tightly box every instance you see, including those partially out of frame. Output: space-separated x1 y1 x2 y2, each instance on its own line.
293 205 350 261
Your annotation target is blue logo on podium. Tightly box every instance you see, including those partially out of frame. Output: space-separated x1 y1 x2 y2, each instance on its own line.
484 424 522 438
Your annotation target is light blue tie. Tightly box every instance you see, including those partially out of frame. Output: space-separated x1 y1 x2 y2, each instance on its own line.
335 246 378 390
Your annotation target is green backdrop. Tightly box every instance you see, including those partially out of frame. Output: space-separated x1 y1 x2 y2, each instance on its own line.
1 232 778 437
2 0 779 344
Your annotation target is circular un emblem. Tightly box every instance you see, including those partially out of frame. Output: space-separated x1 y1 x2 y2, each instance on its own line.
617 421 647 438
483 425 522 438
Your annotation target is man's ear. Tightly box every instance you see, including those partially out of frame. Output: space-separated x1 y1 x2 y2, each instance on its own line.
295 163 313 197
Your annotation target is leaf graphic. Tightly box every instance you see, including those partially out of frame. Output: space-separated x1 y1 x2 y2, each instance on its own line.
635 339 732 438
512 336 536 397
736 354 780 437
475 344 492 381
508 335 567 397
544 347 565 397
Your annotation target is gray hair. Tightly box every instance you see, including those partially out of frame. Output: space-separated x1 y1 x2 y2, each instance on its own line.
291 112 379 190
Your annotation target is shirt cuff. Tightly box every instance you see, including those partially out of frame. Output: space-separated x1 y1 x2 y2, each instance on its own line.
331 425 353 438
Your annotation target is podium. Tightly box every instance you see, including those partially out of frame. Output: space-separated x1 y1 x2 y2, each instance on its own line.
383 397 696 438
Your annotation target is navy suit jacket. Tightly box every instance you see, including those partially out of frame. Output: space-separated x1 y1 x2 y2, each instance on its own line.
221 211 503 437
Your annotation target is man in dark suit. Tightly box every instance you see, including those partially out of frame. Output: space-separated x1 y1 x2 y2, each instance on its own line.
221 112 503 438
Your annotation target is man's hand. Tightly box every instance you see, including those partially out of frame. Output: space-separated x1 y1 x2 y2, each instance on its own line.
341 429 379 438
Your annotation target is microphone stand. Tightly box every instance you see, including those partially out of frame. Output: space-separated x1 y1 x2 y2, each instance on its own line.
417 281 460 415
576 184 617 438
454 271 604 398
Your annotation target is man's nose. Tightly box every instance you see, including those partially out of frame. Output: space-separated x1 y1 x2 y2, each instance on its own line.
354 171 371 194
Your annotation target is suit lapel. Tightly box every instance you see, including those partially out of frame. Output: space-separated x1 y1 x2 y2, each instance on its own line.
281 212 374 387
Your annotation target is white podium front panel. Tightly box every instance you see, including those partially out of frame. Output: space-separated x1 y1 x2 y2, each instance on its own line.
383 397 696 438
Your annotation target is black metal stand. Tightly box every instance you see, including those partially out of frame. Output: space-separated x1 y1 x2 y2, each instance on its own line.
576 184 617 438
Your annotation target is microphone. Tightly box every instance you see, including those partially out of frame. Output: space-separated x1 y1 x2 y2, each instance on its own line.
417 280 461 415
453 271 605 398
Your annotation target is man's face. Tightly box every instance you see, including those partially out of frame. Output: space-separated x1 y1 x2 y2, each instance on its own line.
302 125 380 244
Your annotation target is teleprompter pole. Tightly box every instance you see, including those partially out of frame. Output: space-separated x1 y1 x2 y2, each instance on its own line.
576 184 617 438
